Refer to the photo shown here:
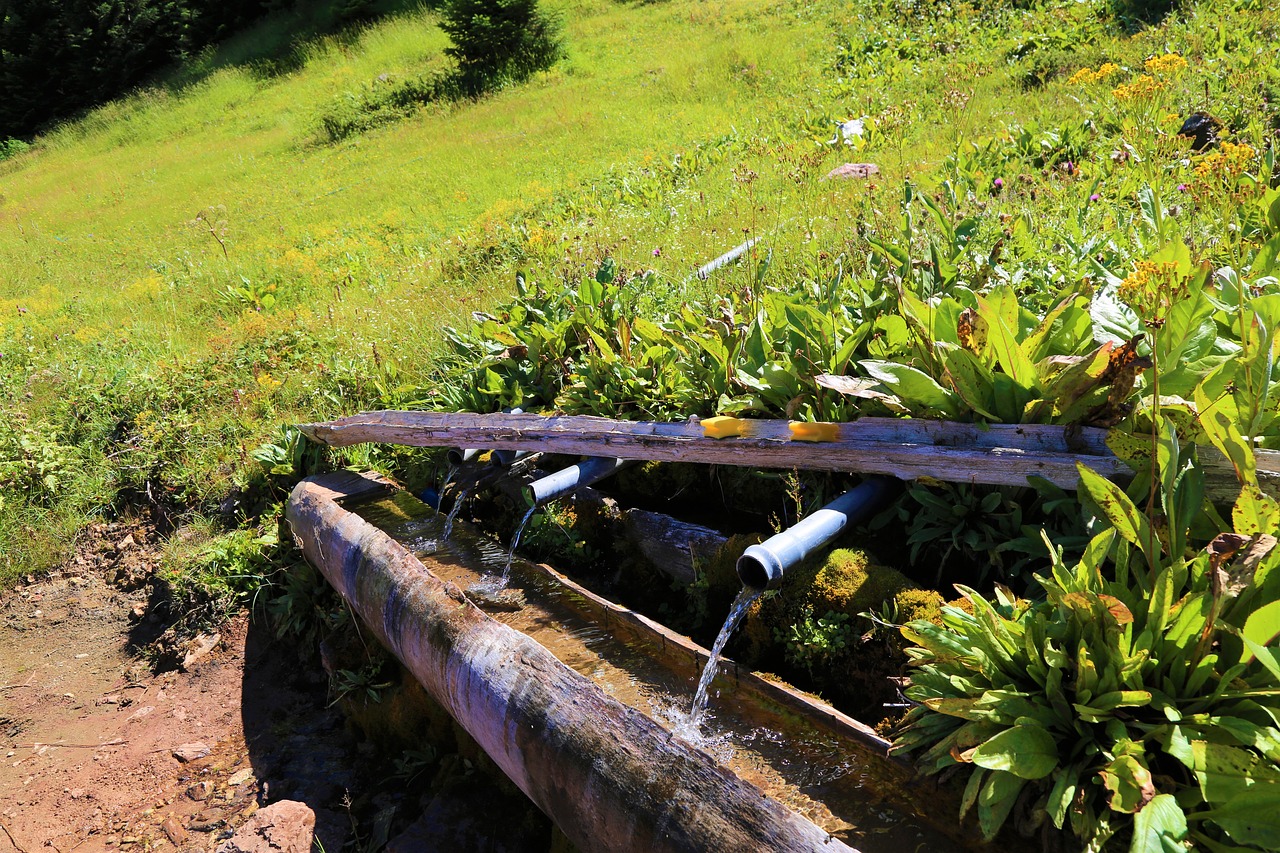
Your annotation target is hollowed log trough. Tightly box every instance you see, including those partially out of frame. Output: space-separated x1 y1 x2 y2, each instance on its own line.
287 471 856 852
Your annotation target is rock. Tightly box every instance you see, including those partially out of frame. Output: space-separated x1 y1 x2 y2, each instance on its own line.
824 162 880 180
215 801 316 853
115 534 136 553
227 767 255 786
161 817 189 845
1178 111 1223 152
172 742 211 763
126 706 154 722
181 633 221 671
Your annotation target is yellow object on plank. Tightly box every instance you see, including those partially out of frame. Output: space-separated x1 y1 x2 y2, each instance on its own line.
701 416 746 439
789 422 840 442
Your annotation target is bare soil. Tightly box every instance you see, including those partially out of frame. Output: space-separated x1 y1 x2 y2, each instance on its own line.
0 520 362 853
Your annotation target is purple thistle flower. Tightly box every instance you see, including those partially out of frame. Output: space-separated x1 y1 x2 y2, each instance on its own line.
993 177 1004 189
1177 183 1188 191
1089 193 1101 202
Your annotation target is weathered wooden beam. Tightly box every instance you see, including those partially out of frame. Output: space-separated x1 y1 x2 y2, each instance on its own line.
296 411 1280 499
298 412 1127 488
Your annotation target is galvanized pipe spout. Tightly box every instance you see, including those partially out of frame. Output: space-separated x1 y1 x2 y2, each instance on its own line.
524 457 634 507
737 476 894 590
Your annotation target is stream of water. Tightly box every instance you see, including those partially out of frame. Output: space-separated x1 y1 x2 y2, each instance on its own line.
499 505 537 587
346 491 962 852
678 586 762 738
440 484 472 542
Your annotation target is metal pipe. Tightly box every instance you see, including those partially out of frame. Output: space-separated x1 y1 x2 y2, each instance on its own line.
523 457 634 506
446 447 480 466
695 237 762 280
490 449 533 466
737 477 894 590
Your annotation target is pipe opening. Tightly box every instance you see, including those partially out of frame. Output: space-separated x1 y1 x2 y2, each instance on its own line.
736 552 774 592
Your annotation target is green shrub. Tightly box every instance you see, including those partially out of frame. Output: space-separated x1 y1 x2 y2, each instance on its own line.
439 0 563 93
894 424 1280 850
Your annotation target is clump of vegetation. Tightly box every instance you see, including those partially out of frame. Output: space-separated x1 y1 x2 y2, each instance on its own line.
895 418 1280 850
440 0 562 93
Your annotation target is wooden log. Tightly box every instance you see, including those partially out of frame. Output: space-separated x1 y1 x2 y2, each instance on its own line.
296 411 1280 500
286 472 859 853
622 508 729 585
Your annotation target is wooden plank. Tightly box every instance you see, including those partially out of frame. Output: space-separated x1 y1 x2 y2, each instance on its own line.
297 410 1280 498
298 411 1126 489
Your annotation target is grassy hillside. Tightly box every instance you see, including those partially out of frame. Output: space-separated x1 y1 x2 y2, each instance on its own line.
1 0 1277 579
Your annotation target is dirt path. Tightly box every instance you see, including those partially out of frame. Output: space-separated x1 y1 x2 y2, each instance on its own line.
0 522 359 853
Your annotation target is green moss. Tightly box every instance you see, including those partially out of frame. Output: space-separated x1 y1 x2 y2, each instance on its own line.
893 588 945 626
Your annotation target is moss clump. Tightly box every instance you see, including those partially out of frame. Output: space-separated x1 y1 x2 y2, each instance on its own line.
893 587 944 626
734 547 934 722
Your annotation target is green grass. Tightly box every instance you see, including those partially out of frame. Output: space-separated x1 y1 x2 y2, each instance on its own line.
1 0 1278 584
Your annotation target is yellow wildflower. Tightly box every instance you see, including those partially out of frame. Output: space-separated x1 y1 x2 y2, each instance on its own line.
1194 141 1256 180
1112 75 1163 101
1144 53 1188 77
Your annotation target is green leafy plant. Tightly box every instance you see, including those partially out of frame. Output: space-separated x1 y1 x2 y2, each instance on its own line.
894 421 1280 851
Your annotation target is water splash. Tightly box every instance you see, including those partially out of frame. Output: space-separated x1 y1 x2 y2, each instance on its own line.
441 484 473 542
499 505 538 587
678 586 762 737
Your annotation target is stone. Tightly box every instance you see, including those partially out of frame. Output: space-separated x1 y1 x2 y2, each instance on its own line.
1178 111 1222 152
160 817 189 845
214 801 315 853
172 742 211 763
115 534 136 553
181 633 221 671
824 162 880 180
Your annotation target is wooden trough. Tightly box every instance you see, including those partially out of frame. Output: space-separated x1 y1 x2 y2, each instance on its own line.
289 471 868 852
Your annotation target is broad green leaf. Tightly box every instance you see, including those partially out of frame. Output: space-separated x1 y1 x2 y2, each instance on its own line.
1076 463 1156 562
1191 741 1280 804
1197 789 1280 848
977 771 1025 841
1195 379 1257 487
970 725 1059 779
1046 765 1079 829
942 348 1000 421
1243 600 1280 662
977 289 1037 389
1129 794 1187 853
860 360 963 418
1102 754 1155 813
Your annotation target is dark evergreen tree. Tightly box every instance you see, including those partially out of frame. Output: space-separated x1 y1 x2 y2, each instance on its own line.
0 0 267 140
439 0 562 93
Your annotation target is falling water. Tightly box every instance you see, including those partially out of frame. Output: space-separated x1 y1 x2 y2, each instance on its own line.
499 505 538 587
679 587 762 736
436 464 458 515
441 485 473 542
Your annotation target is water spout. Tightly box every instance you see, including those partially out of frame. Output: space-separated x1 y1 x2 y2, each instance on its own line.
736 477 894 590
523 457 634 507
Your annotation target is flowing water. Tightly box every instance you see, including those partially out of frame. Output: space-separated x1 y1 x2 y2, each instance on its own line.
346 491 963 852
678 587 761 738
499 505 538 587
440 484 473 542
